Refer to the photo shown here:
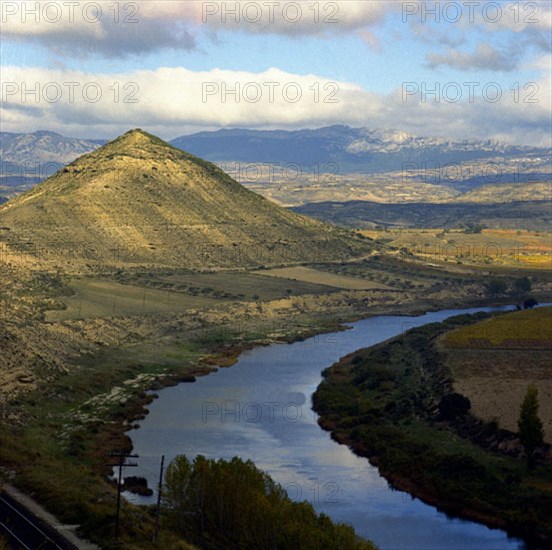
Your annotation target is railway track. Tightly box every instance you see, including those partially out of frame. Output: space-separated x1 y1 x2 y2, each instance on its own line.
0 493 77 550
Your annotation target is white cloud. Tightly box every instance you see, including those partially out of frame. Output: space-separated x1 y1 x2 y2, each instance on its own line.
1 62 550 146
0 0 398 57
426 43 521 72
1 0 549 65
1 1 196 56
193 0 396 35
409 1 551 72
479 0 552 33
0 65 370 129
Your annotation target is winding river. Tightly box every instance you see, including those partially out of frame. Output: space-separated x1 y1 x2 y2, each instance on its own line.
128 305 526 550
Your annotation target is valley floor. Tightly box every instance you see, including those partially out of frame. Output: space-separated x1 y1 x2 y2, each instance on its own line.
0 252 550 548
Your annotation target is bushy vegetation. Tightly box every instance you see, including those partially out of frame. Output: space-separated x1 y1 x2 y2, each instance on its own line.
313 312 552 546
438 392 471 420
294 201 552 232
514 276 532 294
462 223 486 234
163 455 375 550
486 278 507 295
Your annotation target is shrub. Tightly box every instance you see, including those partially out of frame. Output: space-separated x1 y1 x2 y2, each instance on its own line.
438 392 471 420
486 278 507 295
514 276 532 294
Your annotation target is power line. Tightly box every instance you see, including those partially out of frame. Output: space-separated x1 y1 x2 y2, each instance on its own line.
152 454 165 544
105 451 139 540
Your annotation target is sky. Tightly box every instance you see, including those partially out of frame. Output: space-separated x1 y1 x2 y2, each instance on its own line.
0 0 551 145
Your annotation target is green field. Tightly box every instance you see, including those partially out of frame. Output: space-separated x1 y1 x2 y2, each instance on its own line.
445 306 552 348
158 270 338 299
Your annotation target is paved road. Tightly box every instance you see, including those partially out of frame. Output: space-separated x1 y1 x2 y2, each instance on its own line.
0 492 78 550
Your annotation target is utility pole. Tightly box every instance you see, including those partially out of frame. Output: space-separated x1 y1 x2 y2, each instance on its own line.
106 451 139 540
152 454 165 544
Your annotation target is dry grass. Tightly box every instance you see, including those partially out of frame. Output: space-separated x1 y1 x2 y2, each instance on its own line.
441 307 552 442
361 228 552 269
257 266 392 290
44 279 219 321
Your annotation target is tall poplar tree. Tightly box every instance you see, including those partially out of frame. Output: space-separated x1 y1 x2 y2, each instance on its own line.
518 385 544 470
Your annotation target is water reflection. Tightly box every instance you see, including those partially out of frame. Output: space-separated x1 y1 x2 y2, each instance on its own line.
129 306 525 550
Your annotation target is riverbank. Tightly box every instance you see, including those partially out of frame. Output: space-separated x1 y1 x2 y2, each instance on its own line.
1 293 546 548
66 296 545 502
0 296 389 548
312 310 552 548
95 295 530 473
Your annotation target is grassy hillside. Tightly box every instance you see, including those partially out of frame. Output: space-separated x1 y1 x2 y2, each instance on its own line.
0 130 363 272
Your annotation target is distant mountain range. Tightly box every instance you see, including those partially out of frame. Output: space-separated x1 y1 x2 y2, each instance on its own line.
0 130 104 165
2 127 550 196
172 126 551 190
0 130 104 179
171 125 547 168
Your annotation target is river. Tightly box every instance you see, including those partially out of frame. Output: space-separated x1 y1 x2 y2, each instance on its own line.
128 305 526 549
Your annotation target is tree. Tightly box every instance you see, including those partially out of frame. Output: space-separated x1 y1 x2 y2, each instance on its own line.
486 278 507 296
463 223 485 234
439 392 471 420
514 276 531 294
518 385 544 470
163 455 374 549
